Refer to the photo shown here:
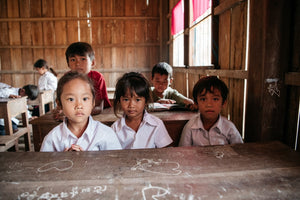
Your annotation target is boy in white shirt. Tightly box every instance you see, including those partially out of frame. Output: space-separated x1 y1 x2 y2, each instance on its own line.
40 71 122 152
179 76 243 146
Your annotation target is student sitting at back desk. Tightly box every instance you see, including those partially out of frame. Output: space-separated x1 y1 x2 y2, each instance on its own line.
150 62 195 111
0 83 39 135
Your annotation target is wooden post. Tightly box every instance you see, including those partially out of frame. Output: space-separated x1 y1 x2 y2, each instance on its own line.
245 0 292 142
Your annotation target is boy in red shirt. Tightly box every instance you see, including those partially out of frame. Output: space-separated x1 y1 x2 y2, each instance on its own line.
54 42 111 121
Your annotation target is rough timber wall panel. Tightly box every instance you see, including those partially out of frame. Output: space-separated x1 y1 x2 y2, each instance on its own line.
0 0 161 88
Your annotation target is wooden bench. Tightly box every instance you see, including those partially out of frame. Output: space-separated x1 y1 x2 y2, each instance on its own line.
0 97 32 151
27 90 55 116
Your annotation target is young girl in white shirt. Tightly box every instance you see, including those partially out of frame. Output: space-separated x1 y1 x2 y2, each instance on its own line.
33 59 58 116
40 71 122 152
34 59 58 92
111 72 173 149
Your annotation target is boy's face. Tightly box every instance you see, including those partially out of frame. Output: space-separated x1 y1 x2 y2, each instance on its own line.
197 88 226 122
151 73 172 94
67 54 95 74
59 78 95 126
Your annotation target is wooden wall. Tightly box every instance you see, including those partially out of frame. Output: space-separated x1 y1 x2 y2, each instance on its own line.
0 0 167 88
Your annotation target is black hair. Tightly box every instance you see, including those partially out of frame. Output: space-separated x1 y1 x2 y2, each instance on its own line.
151 62 173 78
192 76 229 104
34 59 57 77
65 42 95 65
56 71 95 107
113 72 151 116
22 85 39 100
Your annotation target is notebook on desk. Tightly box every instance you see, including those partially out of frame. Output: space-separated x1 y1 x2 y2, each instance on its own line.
149 103 189 111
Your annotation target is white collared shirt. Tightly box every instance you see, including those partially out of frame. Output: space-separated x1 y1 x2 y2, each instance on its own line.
40 116 122 152
38 71 57 92
179 114 243 146
111 110 173 149
0 82 20 126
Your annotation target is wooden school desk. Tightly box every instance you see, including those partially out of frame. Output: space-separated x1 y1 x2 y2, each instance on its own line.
0 97 32 151
0 141 299 199
30 108 198 151
27 90 55 116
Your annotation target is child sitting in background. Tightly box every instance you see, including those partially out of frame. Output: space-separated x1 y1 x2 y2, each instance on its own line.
34 59 58 92
0 83 39 135
40 71 121 152
150 62 194 107
53 42 111 121
111 72 173 149
33 59 58 116
179 76 243 146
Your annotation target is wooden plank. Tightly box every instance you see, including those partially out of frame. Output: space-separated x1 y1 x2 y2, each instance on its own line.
0 142 300 198
285 72 300 86
66 0 79 43
218 9 230 69
125 0 135 16
245 0 292 142
174 68 248 79
214 0 245 16
112 20 124 44
230 2 247 70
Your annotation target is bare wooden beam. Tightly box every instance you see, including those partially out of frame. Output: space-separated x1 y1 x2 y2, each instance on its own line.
0 16 159 22
174 68 248 79
214 0 245 16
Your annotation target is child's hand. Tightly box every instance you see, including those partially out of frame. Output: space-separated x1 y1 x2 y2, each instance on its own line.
52 107 65 122
9 94 21 98
157 99 176 104
64 144 83 152
186 103 198 111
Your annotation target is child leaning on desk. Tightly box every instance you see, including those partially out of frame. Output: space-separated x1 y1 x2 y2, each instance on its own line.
0 83 39 135
53 42 111 121
150 62 194 108
111 72 173 149
179 76 243 146
40 71 122 152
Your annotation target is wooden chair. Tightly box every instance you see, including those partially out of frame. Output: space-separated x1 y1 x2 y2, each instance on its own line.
0 97 32 151
27 90 55 116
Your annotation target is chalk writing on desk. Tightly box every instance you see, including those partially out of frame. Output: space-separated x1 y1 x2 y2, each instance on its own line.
18 185 107 200
7 162 34 173
131 158 182 175
200 145 238 159
142 184 170 200
37 159 73 172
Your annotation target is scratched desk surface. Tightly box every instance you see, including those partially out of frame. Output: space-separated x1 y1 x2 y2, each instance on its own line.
0 141 300 199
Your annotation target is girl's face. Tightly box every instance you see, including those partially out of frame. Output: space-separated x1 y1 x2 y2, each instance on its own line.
68 54 95 74
35 67 47 75
197 88 226 123
120 90 146 121
151 73 172 94
59 78 95 127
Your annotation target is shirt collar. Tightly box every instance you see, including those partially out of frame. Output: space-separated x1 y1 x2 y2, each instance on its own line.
61 116 93 142
191 114 222 132
121 110 157 128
